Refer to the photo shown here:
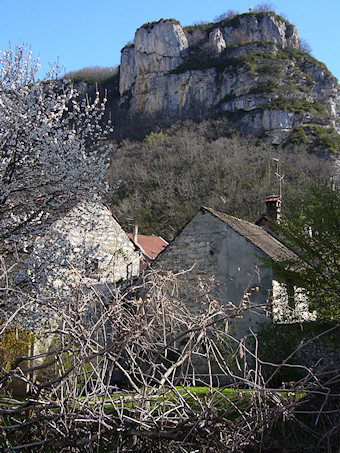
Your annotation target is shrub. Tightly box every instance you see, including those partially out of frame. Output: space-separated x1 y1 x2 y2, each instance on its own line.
289 126 308 144
257 63 282 76
269 97 327 114
249 80 279 94
141 18 180 30
304 72 314 87
308 126 340 154
63 65 118 84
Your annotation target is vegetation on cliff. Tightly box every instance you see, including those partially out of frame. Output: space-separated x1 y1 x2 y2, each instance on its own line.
63 65 119 86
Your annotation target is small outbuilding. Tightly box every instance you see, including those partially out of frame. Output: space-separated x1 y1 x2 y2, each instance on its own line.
128 225 168 271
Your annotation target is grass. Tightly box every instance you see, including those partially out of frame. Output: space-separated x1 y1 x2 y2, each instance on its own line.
80 385 306 416
0 386 307 452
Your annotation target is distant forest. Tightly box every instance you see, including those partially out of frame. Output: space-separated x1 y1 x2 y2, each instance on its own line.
107 118 333 239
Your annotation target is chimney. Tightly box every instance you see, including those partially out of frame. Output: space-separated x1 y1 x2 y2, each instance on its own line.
264 195 282 223
133 224 138 244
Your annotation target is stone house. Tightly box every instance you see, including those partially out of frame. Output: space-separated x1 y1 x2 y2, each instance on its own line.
6 201 142 395
29 200 141 294
155 206 312 339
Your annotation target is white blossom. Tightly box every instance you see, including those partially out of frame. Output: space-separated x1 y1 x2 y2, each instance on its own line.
0 45 112 251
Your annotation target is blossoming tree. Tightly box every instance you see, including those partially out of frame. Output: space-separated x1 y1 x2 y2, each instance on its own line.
0 45 111 251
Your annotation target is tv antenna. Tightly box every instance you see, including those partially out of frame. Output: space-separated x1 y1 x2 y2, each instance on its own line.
273 158 284 198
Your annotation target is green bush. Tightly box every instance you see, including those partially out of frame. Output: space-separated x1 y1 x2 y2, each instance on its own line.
308 125 340 154
269 97 327 114
141 18 180 30
304 72 314 86
258 321 339 385
289 126 308 144
249 81 279 94
257 64 282 76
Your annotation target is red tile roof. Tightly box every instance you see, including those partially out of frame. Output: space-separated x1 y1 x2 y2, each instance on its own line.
127 234 168 260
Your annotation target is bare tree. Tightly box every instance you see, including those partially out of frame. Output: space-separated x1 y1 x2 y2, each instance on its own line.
214 10 239 22
299 38 313 54
253 3 276 13
1 266 339 452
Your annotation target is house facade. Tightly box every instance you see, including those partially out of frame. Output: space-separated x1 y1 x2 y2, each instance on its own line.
155 207 312 338
28 201 141 295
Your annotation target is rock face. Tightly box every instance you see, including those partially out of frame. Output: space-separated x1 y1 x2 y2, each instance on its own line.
117 13 339 145
119 20 188 97
219 13 298 48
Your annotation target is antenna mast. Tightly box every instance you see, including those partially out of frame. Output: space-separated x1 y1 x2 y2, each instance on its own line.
273 158 284 198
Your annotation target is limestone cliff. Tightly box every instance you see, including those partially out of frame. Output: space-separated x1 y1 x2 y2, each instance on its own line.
117 12 339 147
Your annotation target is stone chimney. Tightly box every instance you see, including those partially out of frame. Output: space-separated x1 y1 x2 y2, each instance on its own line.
133 224 138 244
264 195 282 223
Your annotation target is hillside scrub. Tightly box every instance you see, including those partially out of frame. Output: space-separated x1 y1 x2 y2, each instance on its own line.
63 65 119 84
107 119 332 239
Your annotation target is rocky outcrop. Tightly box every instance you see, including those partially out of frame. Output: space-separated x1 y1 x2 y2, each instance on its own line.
117 13 339 145
119 20 188 97
120 46 136 95
208 28 226 55
219 13 298 48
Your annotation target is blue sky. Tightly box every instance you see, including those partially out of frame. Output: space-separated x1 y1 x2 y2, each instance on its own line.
1 0 339 81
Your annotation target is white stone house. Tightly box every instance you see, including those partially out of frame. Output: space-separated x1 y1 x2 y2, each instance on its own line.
6 201 141 395
28 200 141 295
155 207 312 339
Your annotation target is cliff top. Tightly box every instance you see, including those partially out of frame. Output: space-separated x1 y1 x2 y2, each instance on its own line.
121 11 297 52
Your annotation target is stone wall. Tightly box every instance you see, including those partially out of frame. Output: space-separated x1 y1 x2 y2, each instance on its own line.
156 209 273 338
272 280 316 323
28 201 140 295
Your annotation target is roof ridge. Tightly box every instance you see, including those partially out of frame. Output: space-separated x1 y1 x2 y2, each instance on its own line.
202 206 298 262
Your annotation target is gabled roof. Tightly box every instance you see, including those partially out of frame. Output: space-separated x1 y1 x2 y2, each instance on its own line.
203 207 298 262
127 233 168 260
